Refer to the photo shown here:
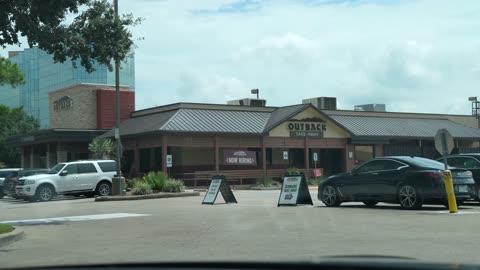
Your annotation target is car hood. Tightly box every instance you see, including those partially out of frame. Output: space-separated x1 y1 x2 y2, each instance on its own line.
20 173 51 180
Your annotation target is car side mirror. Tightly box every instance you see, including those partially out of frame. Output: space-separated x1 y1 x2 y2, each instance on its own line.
60 170 68 176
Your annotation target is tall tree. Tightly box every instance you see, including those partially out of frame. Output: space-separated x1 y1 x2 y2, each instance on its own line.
0 0 141 73
0 57 24 87
0 105 40 167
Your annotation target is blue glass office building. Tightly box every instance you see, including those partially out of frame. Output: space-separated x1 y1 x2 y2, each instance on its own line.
0 47 135 128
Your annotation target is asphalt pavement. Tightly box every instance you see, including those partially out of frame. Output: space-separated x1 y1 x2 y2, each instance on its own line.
1 190 480 268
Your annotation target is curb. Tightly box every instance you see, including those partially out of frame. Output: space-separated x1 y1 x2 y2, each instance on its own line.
95 191 200 202
0 227 25 247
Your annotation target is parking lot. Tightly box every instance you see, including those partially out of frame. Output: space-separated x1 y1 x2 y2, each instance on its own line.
2 190 480 268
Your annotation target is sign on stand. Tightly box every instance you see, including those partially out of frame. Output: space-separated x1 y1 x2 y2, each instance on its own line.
277 173 313 206
202 175 237 205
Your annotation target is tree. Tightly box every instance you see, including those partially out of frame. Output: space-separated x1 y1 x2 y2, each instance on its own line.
88 138 116 159
0 57 25 87
1 0 142 73
0 105 40 167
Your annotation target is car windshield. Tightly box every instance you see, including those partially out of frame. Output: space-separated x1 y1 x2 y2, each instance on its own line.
47 163 66 174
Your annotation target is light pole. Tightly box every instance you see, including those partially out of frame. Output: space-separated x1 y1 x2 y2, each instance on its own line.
114 0 123 194
469 96 479 128
251 89 259 99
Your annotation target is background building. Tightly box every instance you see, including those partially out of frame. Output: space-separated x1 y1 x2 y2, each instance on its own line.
7 84 135 168
0 47 135 128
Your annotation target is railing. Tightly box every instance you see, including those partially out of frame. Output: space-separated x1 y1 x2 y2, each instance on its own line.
183 168 315 187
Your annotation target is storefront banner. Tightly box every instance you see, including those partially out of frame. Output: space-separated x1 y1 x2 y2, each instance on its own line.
224 150 257 165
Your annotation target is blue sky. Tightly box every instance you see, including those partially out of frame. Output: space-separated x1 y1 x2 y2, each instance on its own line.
3 0 480 114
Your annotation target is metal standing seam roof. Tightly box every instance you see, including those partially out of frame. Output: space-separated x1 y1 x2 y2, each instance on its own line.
101 105 313 137
162 109 271 134
262 104 310 132
328 115 480 139
100 110 177 137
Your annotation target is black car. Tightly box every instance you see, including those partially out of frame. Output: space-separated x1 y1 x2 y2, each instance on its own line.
318 156 476 210
437 154 480 200
3 168 49 199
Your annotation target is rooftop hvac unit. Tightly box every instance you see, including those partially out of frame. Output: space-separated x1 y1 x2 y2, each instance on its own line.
227 98 267 107
302 97 337 110
354 104 386 112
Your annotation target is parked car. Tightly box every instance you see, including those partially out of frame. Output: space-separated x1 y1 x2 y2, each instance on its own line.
16 160 118 202
318 156 476 210
437 154 480 200
0 168 22 198
4 168 50 198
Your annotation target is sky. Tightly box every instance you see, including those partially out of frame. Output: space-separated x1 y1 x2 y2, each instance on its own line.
4 0 480 114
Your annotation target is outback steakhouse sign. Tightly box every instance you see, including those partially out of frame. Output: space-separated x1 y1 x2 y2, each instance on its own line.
288 121 326 137
224 150 257 165
53 96 73 112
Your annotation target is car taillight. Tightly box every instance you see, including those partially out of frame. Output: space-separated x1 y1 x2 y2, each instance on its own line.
426 172 443 179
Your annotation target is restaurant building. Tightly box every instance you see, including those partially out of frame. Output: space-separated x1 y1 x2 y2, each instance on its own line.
8 93 480 186
97 97 480 186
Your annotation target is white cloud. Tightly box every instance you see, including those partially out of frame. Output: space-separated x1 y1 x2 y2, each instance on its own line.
4 0 480 115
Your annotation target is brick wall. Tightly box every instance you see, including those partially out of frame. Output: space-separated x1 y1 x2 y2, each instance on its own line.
49 84 134 129
96 89 135 129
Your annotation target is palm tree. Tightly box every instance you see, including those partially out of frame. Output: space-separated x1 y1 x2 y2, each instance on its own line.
88 138 116 160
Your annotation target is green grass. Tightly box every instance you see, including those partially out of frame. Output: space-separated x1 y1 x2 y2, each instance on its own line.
0 224 14 235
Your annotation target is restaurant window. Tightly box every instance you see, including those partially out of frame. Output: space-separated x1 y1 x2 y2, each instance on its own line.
354 145 374 165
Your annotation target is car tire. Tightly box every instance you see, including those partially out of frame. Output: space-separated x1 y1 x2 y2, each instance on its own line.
0 188 4 199
321 185 341 207
35 184 55 202
363 201 379 207
96 181 112 196
398 184 422 210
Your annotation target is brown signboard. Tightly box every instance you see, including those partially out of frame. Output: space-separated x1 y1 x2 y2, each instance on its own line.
224 150 257 165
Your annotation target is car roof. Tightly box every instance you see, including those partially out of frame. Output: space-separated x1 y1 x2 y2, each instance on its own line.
69 160 115 163
0 168 22 171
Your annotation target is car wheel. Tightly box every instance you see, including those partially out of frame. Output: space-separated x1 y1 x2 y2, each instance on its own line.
0 188 4 199
321 185 341 207
398 185 422 210
96 181 112 196
36 185 55 202
363 201 379 207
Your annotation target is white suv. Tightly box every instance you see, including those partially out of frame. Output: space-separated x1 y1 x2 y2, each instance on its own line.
16 160 118 202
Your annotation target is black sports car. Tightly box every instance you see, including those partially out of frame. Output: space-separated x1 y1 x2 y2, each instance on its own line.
318 156 476 210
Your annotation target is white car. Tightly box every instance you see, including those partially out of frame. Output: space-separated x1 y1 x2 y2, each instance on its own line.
16 160 118 202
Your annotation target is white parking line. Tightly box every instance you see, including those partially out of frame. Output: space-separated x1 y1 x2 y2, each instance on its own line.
0 213 151 225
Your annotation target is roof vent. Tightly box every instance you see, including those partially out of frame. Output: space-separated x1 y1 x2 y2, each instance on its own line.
354 104 386 112
302 97 337 110
227 98 267 107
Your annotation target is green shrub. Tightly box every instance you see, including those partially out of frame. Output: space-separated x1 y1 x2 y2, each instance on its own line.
126 178 140 190
256 176 273 187
162 179 185 193
143 171 168 191
307 178 318 186
131 181 152 195
286 167 301 176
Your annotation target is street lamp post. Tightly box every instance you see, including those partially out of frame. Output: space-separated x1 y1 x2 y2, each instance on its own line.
469 96 479 128
251 89 259 99
113 0 124 195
